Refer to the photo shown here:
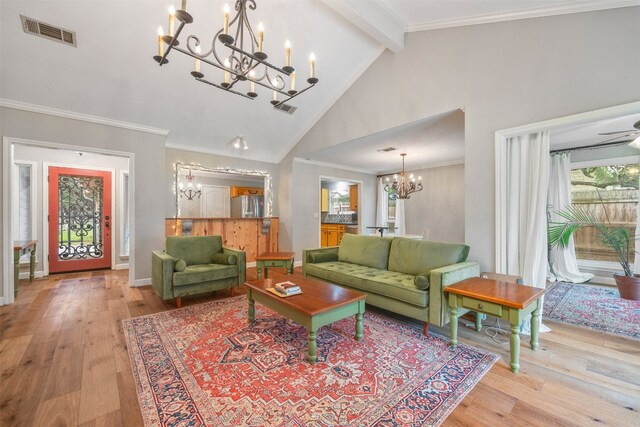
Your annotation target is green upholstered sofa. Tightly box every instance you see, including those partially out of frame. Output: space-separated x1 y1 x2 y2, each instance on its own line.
302 234 479 333
152 235 246 307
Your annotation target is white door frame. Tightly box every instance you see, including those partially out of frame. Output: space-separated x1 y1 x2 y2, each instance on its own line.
494 101 640 273
2 137 135 305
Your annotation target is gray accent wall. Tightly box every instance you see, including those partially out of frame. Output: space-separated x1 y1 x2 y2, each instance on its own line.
0 107 166 295
285 7 640 271
403 163 465 243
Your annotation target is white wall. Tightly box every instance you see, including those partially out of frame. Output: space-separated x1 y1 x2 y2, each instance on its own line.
1 107 166 298
290 159 376 258
13 144 130 275
403 163 465 243
284 7 640 271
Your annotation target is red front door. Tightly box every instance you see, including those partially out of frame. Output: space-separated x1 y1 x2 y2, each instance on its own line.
48 167 112 273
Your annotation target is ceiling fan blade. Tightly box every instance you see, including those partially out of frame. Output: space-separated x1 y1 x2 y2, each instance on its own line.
598 130 635 135
598 133 639 144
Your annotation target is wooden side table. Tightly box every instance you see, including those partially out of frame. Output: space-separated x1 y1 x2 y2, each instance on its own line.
256 252 295 279
446 277 545 374
14 240 37 297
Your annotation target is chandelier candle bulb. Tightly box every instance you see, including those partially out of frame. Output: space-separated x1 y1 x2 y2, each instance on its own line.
257 23 264 52
223 58 230 84
249 71 255 93
157 27 164 56
194 45 201 73
223 4 230 34
309 52 315 78
291 72 296 91
181 0 187 11
168 5 176 37
285 40 291 67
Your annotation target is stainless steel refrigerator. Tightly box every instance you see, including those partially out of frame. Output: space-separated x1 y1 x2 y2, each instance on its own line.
230 195 264 218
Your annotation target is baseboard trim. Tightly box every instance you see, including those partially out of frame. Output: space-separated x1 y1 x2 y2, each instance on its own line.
0 297 4 306
18 271 45 280
132 278 151 287
294 260 303 267
114 263 129 270
247 261 257 268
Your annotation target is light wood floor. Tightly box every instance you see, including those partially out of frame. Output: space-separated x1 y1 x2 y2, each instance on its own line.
1 268 638 426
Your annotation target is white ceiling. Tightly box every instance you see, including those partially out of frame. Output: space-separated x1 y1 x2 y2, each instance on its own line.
551 112 640 150
2 0 637 165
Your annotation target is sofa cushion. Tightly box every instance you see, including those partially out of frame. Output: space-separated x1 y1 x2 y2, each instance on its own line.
338 234 392 270
173 264 237 287
388 238 470 276
310 251 339 263
305 262 428 307
174 259 186 272
212 253 237 265
166 236 223 266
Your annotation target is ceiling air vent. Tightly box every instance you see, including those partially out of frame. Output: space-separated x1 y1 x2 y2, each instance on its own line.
273 103 297 115
21 15 77 47
377 147 398 152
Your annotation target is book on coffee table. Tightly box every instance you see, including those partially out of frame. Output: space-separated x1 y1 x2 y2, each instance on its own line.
267 287 303 297
275 281 301 294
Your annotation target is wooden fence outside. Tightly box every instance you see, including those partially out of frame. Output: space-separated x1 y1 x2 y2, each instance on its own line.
569 189 637 263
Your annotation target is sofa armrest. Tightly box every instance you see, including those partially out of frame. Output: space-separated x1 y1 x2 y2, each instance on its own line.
428 261 480 327
302 247 339 276
223 247 246 286
152 250 175 300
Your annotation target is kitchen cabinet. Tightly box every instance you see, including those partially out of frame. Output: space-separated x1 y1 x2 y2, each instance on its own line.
321 224 345 247
349 185 358 211
230 186 263 197
321 188 329 212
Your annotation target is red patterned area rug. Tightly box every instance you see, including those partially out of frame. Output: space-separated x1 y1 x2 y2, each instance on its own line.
123 296 497 426
543 282 640 340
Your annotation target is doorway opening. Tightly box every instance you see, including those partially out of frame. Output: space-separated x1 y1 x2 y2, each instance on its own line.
319 178 361 247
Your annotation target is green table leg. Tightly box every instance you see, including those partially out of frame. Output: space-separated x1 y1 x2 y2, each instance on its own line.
256 261 263 280
248 291 255 323
287 258 294 274
307 330 317 364
13 249 20 298
530 300 540 351
264 266 269 279
510 322 520 373
449 306 458 347
29 244 36 281
475 312 483 331
355 312 363 341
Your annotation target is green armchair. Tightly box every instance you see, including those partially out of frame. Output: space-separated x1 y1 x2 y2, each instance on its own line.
152 235 246 307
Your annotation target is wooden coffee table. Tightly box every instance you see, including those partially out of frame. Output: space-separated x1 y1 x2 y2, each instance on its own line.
244 274 366 364
446 277 545 374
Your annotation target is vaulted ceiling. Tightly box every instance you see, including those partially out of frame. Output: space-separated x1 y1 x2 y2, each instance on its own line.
1 0 635 166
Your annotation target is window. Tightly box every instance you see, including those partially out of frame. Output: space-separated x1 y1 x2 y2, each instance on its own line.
387 192 396 232
571 163 638 264
120 172 130 257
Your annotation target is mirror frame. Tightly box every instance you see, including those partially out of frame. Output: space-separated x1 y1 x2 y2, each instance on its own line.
174 162 272 218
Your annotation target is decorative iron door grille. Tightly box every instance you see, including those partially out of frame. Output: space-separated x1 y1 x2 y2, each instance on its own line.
48 167 112 273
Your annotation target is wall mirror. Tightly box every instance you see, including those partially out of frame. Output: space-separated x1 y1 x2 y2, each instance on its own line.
173 162 272 218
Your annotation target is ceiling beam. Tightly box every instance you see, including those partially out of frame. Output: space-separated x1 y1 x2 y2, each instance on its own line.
321 0 406 53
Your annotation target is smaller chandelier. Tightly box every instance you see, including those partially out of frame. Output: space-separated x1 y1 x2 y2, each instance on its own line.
384 153 423 200
179 169 201 200
153 0 318 108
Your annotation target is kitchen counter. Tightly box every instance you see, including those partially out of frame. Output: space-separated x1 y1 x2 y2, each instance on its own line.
322 222 358 226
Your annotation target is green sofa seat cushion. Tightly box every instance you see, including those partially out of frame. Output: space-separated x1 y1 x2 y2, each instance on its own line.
173 264 237 287
166 235 223 266
388 238 470 276
305 262 428 307
338 234 392 270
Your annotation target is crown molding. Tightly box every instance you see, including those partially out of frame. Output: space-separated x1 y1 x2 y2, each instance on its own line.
166 142 279 165
408 0 640 32
377 159 464 176
0 99 170 136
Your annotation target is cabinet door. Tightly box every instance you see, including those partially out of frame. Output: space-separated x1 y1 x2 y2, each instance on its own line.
327 229 337 246
321 188 329 212
349 185 358 211
321 229 329 247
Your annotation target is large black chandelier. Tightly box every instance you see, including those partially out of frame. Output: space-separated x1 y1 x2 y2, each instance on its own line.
153 0 318 107
384 153 423 200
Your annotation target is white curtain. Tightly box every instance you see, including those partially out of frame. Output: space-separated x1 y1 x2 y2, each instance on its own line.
395 199 406 235
505 131 551 334
375 178 388 228
635 188 640 275
547 153 594 283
